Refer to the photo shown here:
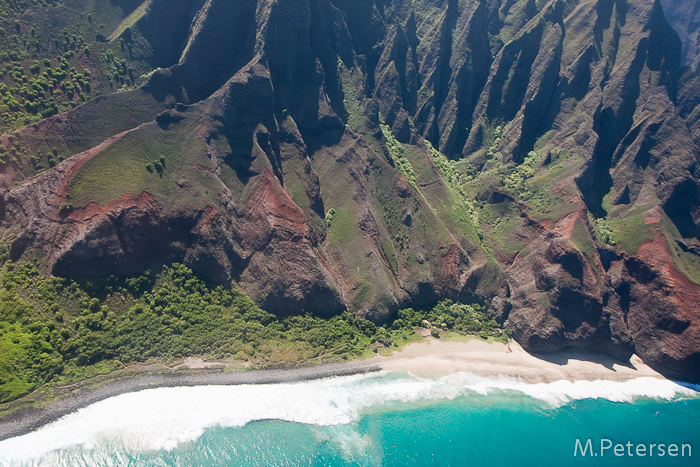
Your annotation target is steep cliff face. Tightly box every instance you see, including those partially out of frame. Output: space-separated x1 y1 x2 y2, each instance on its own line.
1 0 700 381
661 0 700 74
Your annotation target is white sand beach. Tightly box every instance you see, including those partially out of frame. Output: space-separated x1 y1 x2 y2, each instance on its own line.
379 338 664 383
0 338 672 441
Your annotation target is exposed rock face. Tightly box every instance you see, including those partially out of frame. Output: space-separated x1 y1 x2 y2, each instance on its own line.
508 231 635 360
613 232 700 380
661 0 700 74
2 0 700 381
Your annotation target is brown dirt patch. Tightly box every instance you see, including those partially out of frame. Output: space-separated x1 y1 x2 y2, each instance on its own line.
66 192 156 222
636 232 700 321
550 211 580 240
643 206 663 224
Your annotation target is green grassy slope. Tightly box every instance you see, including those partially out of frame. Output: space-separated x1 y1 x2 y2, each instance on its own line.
67 117 207 207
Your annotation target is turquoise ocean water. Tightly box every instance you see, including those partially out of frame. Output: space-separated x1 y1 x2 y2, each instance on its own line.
0 371 698 466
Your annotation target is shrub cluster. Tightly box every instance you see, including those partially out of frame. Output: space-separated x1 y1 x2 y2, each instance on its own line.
381 123 417 188
146 155 166 174
0 259 506 403
594 218 615 246
503 150 543 197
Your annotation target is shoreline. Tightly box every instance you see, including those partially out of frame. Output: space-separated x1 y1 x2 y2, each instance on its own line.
378 337 665 383
0 337 679 442
0 360 379 442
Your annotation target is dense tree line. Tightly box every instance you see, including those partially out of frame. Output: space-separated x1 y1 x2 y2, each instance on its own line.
0 256 506 403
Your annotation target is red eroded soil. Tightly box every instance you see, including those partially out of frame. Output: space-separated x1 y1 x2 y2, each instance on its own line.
255 171 307 225
549 209 583 240
66 192 157 222
643 206 663 224
636 231 700 321
439 244 462 280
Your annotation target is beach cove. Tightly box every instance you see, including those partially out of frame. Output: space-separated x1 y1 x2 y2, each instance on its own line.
379 338 664 383
0 337 698 466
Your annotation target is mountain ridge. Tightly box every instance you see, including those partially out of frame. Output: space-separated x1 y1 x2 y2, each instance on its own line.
1 0 699 381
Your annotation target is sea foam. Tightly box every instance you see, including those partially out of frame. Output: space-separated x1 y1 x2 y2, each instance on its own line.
0 371 696 464
440 373 697 406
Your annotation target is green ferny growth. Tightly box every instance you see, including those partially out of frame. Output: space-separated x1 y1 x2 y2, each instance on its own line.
485 125 503 160
594 218 615 246
425 140 480 227
325 208 336 228
381 124 417 189
503 150 544 197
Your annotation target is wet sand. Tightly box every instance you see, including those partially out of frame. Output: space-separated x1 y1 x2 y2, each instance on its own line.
0 360 379 441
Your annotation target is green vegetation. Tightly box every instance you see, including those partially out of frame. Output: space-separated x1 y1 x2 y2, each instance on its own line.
58 202 73 213
422 140 489 252
394 301 508 343
378 191 410 252
101 48 133 89
0 27 93 130
607 208 656 255
0 1 58 19
570 218 598 273
106 0 152 42
497 0 535 46
478 201 524 255
426 140 480 227
503 150 544 198
484 125 503 160
0 0 155 133
381 123 417 188
593 218 615 246
523 148 580 221
325 208 336 227
0 258 505 404
381 236 399 272
145 154 165 175
68 121 199 207
327 207 355 248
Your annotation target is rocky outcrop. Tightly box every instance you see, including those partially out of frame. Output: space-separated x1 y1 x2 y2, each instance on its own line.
611 232 700 380
506 209 634 360
4 59 346 317
509 219 700 381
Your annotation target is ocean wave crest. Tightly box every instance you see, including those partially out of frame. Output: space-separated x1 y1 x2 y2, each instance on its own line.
0 371 696 464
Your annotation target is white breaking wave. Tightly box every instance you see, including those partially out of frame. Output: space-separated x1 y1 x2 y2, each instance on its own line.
439 373 697 406
0 371 696 464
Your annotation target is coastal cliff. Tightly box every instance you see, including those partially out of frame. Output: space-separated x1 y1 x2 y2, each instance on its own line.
1 0 699 382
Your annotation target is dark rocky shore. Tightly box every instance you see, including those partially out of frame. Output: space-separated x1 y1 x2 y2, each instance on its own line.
0 361 380 442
